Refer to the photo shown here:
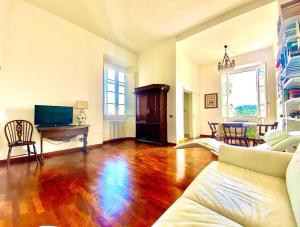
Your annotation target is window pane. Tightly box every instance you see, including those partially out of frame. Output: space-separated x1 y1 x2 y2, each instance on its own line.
107 83 115 92
119 94 125 105
104 66 128 116
119 72 125 83
107 104 115 115
119 85 125 94
118 105 125 115
228 70 257 117
108 68 115 81
108 92 115 103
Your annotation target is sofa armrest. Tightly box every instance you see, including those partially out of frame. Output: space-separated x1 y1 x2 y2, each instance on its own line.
218 145 293 178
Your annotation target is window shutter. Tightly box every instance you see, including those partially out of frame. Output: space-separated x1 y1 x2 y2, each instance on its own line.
103 67 108 115
257 64 267 117
221 73 229 117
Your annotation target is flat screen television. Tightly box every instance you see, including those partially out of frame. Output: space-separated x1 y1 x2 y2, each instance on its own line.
34 105 73 127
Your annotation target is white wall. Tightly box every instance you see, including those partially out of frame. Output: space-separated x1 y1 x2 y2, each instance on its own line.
0 0 137 160
176 48 201 141
198 47 276 135
0 0 8 71
138 38 177 143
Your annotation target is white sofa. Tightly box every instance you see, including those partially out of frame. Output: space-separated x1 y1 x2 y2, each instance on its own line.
153 145 300 227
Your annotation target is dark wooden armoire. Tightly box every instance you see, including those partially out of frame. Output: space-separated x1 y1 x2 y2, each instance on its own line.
135 84 170 146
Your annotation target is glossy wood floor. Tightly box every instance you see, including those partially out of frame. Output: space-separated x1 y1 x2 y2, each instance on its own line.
0 141 217 227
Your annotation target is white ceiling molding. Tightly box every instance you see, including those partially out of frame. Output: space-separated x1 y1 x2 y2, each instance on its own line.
177 2 278 65
176 0 277 41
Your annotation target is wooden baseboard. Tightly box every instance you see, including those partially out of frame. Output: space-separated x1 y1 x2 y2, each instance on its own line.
0 137 174 166
0 143 104 166
43 143 104 158
0 155 38 165
200 134 213 138
135 138 176 147
0 138 137 165
103 137 135 144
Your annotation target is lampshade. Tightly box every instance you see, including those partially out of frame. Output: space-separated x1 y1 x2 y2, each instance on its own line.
74 101 89 109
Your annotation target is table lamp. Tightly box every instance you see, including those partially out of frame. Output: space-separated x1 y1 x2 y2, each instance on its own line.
74 101 88 125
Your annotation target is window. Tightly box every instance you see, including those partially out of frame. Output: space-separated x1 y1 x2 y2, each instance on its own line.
221 64 267 118
104 64 127 116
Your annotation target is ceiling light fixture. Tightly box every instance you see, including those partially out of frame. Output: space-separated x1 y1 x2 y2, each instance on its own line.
218 45 235 72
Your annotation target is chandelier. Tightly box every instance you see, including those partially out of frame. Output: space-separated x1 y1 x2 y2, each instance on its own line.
218 45 235 72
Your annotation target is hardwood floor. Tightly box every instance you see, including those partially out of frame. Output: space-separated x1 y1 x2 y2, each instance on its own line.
0 141 217 227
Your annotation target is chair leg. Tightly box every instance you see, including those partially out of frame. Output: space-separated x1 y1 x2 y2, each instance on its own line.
253 139 257 146
245 139 249 147
27 145 31 161
32 144 39 165
7 147 12 168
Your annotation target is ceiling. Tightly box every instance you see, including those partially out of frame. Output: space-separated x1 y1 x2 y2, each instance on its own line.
177 2 278 65
22 0 259 53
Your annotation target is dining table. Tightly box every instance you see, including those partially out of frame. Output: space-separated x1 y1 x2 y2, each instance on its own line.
216 121 259 139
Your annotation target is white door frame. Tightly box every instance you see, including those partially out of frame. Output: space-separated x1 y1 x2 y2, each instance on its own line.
183 89 193 138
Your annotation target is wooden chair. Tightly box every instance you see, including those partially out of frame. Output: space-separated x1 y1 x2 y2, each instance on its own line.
222 123 249 147
208 121 219 138
4 120 39 167
253 122 279 146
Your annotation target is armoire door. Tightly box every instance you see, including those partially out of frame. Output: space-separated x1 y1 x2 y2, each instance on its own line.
136 94 147 122
135 84 170 146
136 123 147 141
147 92 160 123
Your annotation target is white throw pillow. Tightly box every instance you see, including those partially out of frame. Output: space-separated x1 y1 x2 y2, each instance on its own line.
263 129 288 146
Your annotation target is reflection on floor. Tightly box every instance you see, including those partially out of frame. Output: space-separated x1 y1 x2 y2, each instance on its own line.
0 140 216 226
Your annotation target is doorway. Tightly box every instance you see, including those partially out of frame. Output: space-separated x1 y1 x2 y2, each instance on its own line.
183 91 193 139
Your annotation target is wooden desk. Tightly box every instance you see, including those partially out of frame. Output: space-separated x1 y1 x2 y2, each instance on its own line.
37 125 89 164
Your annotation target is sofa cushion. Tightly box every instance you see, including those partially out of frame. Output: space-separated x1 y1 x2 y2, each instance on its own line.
263 129 288 146
153 197 242 227
286 145 300 227
183 161 297 227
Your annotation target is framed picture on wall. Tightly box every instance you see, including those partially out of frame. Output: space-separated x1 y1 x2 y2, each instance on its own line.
205 93 218 109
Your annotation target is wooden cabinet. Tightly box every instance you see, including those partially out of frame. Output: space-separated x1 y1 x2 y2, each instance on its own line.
135 84 169 146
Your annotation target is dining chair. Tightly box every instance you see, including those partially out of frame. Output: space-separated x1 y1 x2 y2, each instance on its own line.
222 122 249 147
208 121 219 138
4 120 39 167
253 122 279 146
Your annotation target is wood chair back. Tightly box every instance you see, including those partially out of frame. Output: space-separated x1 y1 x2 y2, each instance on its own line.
222 123 249 146
258 122 279 137
208 121 218 138
4 120 34 145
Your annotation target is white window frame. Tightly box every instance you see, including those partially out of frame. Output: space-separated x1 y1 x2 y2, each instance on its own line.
221 63 267 118
103 63 128 117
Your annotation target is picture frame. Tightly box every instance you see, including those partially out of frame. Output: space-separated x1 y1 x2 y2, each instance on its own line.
205 93 218 109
